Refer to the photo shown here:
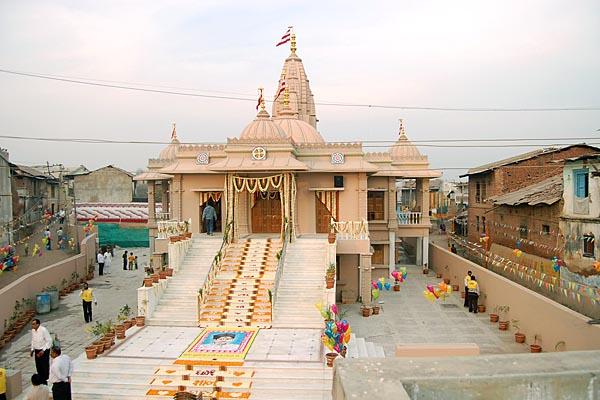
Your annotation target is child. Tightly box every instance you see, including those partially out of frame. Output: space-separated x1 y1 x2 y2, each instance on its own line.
128 252 135 271
134 256 139 270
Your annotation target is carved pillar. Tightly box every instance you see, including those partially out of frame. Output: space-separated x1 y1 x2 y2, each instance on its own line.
148 181 156 223
358 173 368 220
161 180 169 217
422 235 429 269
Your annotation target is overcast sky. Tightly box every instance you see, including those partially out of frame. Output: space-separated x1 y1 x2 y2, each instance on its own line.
1 0 599 179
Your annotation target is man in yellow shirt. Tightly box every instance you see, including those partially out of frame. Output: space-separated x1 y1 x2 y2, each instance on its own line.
467 275 480 313
0 367 6 400
463 270 472 308
79 283 97 323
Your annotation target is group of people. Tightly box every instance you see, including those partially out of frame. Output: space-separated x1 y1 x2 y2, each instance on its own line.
97 247 140 275
463 270 480 313
24 319 74 400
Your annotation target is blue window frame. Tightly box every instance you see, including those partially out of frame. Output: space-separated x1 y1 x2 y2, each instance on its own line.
574 169 589 198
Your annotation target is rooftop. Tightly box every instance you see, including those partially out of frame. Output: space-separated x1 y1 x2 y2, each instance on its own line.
489 174 563 206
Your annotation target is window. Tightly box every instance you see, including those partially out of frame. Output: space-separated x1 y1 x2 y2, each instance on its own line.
367 191 385 221
476 216 480 232
519 224 528 239
475 183 481 203
542 225 550 235
574 169 589 198
583 234 595 258
372 244 384 264
481 182 487 202
482 216 486 233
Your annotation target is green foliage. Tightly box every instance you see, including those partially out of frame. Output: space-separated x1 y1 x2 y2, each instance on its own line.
118 304 132 322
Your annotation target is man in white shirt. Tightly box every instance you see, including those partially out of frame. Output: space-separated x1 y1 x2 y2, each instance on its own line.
48 347 73 400
103 249 112 275
97 250 105 276
30 319 53 385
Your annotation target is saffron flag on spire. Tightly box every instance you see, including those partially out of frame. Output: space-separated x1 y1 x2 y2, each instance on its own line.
275 79 286 100
276 27 292 47
256 88 263 110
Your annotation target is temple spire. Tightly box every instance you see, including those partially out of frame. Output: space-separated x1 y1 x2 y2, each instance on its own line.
290 31 297 54
398 118 407 139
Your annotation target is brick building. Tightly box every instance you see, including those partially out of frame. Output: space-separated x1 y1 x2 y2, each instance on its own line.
460 145 599 251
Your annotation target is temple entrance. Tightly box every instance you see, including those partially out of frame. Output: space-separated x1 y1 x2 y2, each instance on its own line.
251 192 282 233
199 192 223 233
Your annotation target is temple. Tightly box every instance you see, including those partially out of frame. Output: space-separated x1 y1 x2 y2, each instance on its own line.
138 36 440 304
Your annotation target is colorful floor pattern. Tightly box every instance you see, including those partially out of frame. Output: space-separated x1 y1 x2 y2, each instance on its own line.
148 326 259 398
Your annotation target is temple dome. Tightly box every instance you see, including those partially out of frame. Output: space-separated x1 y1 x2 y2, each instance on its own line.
159 124 180 160
272 40 317 129
239 108 288 140
273 108 324 144
390 120 427 163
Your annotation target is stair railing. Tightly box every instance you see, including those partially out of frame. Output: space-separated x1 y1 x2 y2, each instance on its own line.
270 220 291 320
197 220 234 323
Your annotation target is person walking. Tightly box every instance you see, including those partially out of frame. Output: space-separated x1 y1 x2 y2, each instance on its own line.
97 250 105 276
103 248 112 275
30 319 53 385
25 374 50 400
128 252 135 270
467 275 480 313
56 227 64 250
463 270 472 307
58 209 65 224
79 283 97 323
122 250 128 270
202 202 217 236
43 228 52 250
48 347 73 400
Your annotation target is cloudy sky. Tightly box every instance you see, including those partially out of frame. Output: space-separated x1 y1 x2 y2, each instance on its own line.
1 0 599 178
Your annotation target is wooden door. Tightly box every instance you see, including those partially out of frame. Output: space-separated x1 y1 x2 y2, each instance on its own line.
316 198 333 233
251 193 282 233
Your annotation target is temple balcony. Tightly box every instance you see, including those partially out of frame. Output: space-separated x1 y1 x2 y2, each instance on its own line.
397 211 422 225
331 219 371 254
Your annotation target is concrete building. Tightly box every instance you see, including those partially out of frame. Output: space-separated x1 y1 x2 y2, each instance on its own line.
73 165 134 203
10 164 58 227
0 149 12 246
560 154 600 285
137 40 441 303
460 145 599 246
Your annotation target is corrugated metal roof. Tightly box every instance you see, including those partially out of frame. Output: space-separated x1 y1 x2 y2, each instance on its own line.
76 202 161 223
490 175 563 206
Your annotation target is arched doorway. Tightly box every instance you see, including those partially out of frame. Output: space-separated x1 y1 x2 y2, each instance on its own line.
251 192 282 233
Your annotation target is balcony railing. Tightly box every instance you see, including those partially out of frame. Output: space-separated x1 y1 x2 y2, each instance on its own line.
157 219 190 239
397 211 422 225
331 219 369 240
156 212 171 221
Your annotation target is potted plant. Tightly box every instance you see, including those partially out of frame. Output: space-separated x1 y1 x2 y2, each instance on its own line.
328 222 336 244
490 305 500 323
165 266 174 277
136 303 146 327
436 272 442 279
118 305 132 331
143 269 154 287
477 293 487 313
159 265 168 280
512 320 525 343
325 263 336 289
360 303 371 317
372 303 380 315
393 281 400 291
86 321 108 356
530 334 542 353
497 305 510 330
422 265 429 274
325 352 338 367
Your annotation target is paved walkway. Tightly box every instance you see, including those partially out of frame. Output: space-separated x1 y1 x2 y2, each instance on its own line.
341 264 528 357
0 246 147 390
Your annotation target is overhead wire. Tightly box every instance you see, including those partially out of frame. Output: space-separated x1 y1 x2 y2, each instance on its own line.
2 68 600 112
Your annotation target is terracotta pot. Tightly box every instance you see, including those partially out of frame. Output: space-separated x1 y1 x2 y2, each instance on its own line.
327 233 336 244
94 342 104 355
451 284 459 292
166 268 174 277
159 271 168 280
361 307 371 317
135 316 145 327
325 352 338 367
85 346 97 359
102 340 111 351
490 314 499 323
151 274 159 284
393 285 400 292
422 269 429 275
499 321 509 331
143 278 154 287
443 278 451 285
372 306 380 315
325 276 334 289
478 305 486 313
115 325 126 339
436 273 442 279
530 344 542 353
123 320 132 330
515 332 526 343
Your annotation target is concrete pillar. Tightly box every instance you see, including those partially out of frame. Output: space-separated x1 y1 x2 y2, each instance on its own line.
423 235 429 269
161 180 169 217
358 174 368 220
416 237 423 266
148 181 156 222
359 253 372 303
416 178 431 225
388 230 396 275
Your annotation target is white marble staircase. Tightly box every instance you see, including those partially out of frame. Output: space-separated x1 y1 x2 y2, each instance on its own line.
147 235 223 326
346 333 385 358
272 237 328 329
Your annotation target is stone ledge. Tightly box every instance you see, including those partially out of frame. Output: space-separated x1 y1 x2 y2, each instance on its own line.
395 343 480 357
